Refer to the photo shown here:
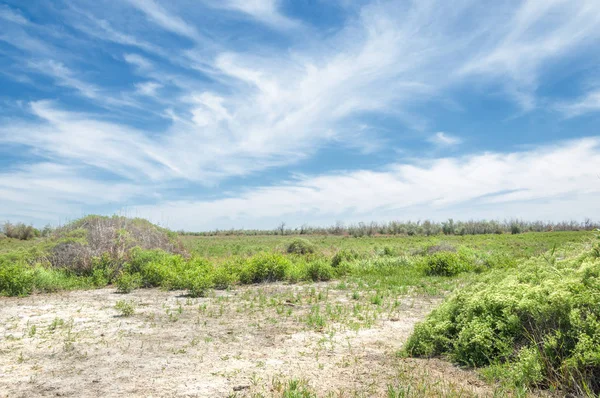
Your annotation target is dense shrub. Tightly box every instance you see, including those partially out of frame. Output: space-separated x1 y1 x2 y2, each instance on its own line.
405 243 600 394
2 222 39 240
239 252 290 284
115 272 142 293
0 257 35 296
304 259 334 281
47 215 185 275
422 251 473 276
331 249 360 268
286 238 316 255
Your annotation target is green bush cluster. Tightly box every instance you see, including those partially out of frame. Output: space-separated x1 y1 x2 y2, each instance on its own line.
285 238 316 255
405 243 600 394
421 251 473 276
239 252 290 283
331 248 360 268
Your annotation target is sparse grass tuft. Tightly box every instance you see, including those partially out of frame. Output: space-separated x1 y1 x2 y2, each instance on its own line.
115 300 135 317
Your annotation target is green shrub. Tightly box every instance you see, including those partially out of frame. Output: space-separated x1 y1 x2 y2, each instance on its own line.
422 251 472 276
0 259 35 296
239 252 290 284
212 260 240 289
187 273 212 297
405 244 600 394
304 259 334 281
115 272 142 293
286 238 315 255
331 249 359 268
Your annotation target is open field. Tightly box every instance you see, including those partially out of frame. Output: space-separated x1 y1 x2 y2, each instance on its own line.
1 225 597 397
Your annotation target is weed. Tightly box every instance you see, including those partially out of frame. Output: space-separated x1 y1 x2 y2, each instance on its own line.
115 300 135 317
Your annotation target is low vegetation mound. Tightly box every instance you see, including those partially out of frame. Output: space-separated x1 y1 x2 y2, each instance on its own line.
285 238 316 255
47 215 185 274
405 241 600 395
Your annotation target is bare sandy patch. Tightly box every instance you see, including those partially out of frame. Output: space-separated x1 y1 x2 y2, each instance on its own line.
1 284 495 397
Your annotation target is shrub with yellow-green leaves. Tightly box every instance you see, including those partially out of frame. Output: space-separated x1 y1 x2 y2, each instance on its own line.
405 242 600 394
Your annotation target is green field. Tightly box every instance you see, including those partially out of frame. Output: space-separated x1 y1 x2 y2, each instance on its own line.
1 220 598 396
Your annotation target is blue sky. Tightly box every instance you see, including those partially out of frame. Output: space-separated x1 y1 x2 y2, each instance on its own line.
1 0 600 230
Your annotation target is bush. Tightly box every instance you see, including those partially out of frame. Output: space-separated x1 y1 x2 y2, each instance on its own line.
2 222 39 240
212 260 241 289
46 215 186 275
286 238 316 255
239 252 290 284
187 273 212 297
0 258 35 296
405 243 600 394
331 249 359 268
422 252 472 276
115 272 142 293
304 259 334 281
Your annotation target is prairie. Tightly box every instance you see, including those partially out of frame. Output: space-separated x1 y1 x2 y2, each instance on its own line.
0 218 597 397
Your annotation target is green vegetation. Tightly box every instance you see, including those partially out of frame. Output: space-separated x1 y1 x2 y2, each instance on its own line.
114 299 135 317
182 218 598 237
405 239 600 395
286 238 316 254
1 214 598 396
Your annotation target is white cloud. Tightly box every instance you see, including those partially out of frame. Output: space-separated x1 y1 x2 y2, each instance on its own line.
207 0 300 30
134 81 162 96
0 5 28 25
132 137 600 230
428 132 461 146
557 89 600 117
460 0 600 110
0 162 143 222
2 0 600 228
126 0 201 41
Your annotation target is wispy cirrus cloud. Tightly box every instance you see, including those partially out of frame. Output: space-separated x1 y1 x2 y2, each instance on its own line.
1 0 600 228
133 138 600 230
460 0 600 110
428 132 461 147
557 89 600 117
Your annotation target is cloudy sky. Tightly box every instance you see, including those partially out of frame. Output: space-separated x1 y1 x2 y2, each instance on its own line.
1 0 600 230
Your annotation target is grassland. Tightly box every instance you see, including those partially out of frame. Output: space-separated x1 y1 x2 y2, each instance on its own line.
0 225 597 397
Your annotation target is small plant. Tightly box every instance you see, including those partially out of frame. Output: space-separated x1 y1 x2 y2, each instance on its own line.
115 300 135 317
281 378 316 398
49 317 64 331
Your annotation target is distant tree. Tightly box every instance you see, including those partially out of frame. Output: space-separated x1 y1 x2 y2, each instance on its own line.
277 222 286 236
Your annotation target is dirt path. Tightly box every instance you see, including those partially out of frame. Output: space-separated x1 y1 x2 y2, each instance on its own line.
0 284 492 397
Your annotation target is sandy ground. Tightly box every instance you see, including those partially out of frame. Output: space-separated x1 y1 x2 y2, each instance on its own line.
0 284 495 397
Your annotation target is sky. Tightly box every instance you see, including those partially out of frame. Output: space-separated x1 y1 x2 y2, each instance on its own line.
1 0 600 231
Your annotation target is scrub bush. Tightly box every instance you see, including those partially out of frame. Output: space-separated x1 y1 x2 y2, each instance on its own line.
47 215 186 275
422 251 473 276
115 272 142 293
286 238 316 255
304 259 334 281
405 243 600 394
239 252 290 284
0 256 35 296
331 249 359 268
